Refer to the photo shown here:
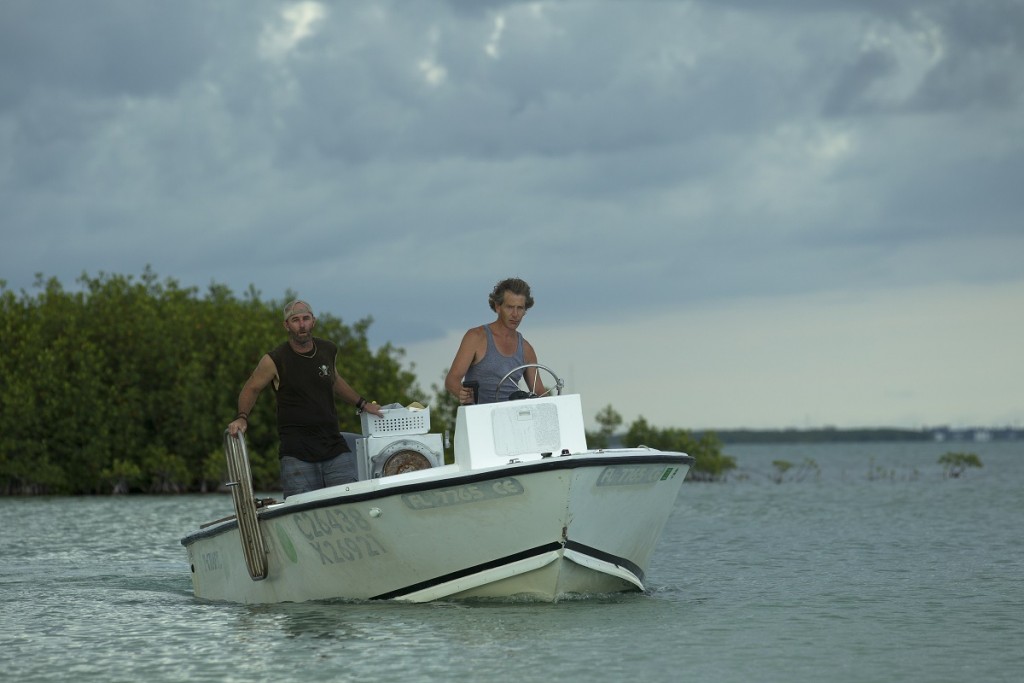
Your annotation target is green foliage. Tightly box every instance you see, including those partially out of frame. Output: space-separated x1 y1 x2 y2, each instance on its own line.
587 404 623 449
938 451 983 478
623 417 737 481
770 458 820 483
0 269 423 494
428 369 460 465
771 460 793 476
101 458 144 494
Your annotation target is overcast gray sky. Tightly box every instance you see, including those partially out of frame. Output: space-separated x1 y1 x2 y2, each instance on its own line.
2 0 1022 430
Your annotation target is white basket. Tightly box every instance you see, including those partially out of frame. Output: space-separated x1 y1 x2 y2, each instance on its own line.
360 406 431 436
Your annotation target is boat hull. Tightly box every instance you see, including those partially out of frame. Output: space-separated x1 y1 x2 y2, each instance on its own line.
182 452 690 603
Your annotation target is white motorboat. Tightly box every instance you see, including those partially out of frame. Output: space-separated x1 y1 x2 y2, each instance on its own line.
180 365 694 603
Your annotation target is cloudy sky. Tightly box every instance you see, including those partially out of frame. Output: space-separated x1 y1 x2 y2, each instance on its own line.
2 0 1022 431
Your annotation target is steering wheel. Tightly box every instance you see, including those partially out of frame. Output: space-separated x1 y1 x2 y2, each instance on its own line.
495 364 564 402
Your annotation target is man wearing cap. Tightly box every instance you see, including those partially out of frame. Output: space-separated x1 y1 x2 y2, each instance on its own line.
227 299 384 498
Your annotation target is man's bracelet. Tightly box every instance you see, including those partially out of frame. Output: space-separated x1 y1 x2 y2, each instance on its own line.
355 397 366 412
235 412 248 422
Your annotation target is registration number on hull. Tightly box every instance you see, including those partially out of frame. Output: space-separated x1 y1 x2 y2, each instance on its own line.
402 477 525 510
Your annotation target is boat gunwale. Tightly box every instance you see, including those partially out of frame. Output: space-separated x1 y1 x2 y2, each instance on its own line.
180 450 693 547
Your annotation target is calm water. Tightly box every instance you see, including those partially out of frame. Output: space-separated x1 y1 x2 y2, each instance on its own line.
2 440 1021 683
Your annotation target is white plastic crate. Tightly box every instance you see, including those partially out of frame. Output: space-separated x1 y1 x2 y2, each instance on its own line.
360 405 431 436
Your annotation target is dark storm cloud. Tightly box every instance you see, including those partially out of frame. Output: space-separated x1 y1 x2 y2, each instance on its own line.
1 0 1021 350
0 1 215 108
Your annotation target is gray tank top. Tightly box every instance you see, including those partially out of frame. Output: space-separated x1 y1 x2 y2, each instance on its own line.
463 325 525 403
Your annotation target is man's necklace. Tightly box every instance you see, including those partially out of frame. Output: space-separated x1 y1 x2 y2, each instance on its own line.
295 341 317 358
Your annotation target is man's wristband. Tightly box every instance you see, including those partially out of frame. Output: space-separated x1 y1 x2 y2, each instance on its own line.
235 412 248 422
355 397 366 412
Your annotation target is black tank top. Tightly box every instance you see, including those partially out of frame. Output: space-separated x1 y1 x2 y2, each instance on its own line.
268 338 348 461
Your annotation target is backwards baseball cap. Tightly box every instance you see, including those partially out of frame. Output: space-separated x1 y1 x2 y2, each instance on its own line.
282 299 314 321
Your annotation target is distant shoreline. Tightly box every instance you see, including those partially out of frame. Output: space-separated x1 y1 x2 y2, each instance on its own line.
697 427 1023 445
